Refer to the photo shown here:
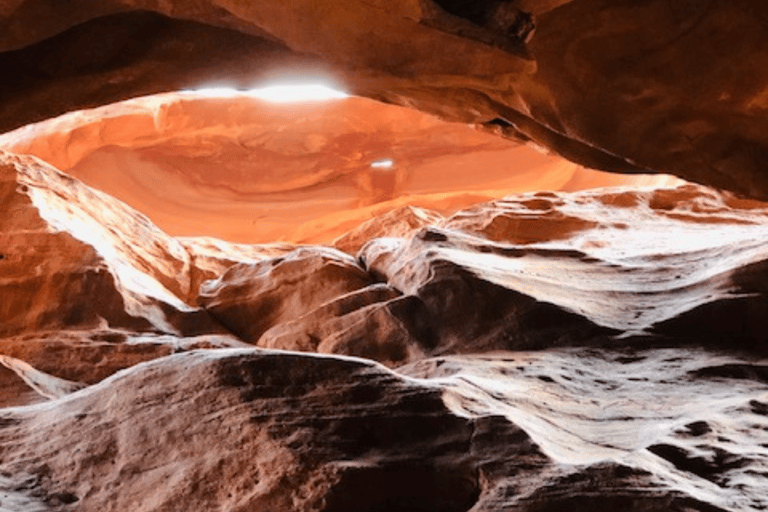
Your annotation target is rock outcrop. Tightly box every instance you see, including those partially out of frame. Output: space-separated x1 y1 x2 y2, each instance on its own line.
1 2 768 198
2 152 768 510
0 92 677 244
5 347 767 512
5 3 768 509
0 150 211 336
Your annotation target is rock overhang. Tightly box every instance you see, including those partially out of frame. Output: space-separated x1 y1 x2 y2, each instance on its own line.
2 1 768 199
0 90 681 243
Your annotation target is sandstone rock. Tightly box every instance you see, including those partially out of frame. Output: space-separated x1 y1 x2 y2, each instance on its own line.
0 92 676 244
332 205 443 255
0 151 234 337
4 4 768 509
2 153 768 510
0 360 47 408
1 348 766 511
360 183 768 353
441 191 600 245
0 330 249 388
400 348 768 511
0 355 84 402
3 153 766 360
179 237 297 294
1 3 768 197
0 350 484 512
198 246 374 342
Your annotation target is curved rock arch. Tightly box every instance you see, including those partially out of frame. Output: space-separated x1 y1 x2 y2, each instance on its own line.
2 1 768 198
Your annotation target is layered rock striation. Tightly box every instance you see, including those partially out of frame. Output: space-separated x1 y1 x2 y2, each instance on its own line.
0 92 678 244
1 150 768 510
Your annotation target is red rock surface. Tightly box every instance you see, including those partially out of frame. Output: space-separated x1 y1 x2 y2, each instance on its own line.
1 3 768 198
1 151 768 510
4 2 768 510
0 92 679 244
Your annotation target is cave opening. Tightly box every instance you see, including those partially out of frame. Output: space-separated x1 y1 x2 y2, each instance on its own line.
431 0 499 26
0 7 677 247
182 84 349 102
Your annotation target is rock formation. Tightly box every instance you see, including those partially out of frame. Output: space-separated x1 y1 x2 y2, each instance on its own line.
1 2 768 198
2 147 768 511
3 2 768 510
0 92 677 244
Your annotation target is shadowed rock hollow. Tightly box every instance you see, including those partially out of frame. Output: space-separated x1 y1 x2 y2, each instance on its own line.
3 2 768 511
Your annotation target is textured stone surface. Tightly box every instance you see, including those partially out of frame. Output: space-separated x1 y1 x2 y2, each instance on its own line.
0 92 676 244
2 347 767 511
1 2 768 198
0 150 211 336
199 246 374 343
5 3 768 509
2 155 768 510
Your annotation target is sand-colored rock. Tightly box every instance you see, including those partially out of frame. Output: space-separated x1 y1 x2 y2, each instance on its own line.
0 150 227 336
0 92 677 244
178 237 298 296
0 153 169 335
4 4 768 508
199 246 374 342
2 154 766 362
361 184 768 352
0 330 249 390
332 205 444 255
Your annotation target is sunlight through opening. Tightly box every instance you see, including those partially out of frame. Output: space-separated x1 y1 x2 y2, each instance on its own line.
182 84 349 102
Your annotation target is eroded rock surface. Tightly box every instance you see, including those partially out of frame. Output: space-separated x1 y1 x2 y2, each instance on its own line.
2 348 767 511
2 154 768 510
0 92 676 244
0 150 210 336
1 2 768 198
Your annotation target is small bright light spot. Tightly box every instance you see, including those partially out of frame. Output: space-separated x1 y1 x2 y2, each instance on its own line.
370 159 394 169
182 84 349 102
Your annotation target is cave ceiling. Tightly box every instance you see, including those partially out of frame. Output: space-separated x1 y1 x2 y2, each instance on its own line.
1 0 768 199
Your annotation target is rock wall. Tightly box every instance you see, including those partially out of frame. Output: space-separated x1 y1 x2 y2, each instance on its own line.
3 2 768 508
1 150 768 510
0 92 678 244
1 2 768 198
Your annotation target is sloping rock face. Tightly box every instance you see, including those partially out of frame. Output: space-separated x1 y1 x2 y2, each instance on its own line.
1 2 768 199
0 150 215 336
6 348 768 512
2 153 768 511
0 92 677 244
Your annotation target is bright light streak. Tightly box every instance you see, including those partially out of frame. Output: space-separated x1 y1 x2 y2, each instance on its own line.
251 84 348 102
370 159 394 169
182 84 349 102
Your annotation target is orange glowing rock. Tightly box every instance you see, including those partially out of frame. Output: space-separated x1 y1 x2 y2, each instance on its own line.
0 92 678 245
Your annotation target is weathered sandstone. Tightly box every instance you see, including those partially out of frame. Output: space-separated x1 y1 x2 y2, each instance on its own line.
1 2 768 198
0 93 677 244
2 154 768 510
